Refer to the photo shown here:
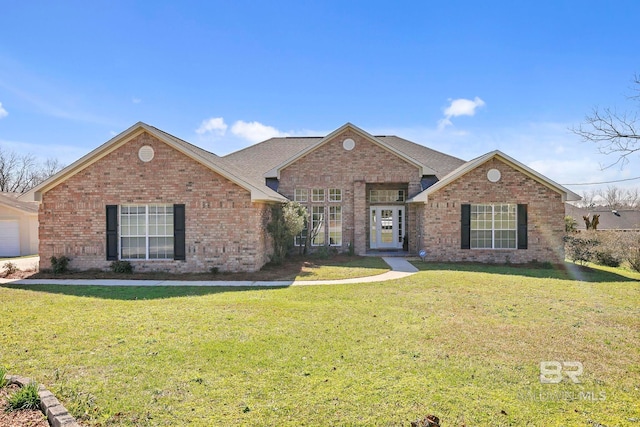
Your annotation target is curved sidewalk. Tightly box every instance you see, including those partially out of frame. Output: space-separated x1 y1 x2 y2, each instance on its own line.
0 257 418 287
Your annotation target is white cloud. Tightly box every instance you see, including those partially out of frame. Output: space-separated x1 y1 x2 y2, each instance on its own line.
438 97 486 130
230 120 288 143
132 97 141 104
0 102 8 118
196 117 228 136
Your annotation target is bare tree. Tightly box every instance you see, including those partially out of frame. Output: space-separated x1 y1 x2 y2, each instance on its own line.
572 75 640 168
600 186 624 209
0 147 64 193
577 189 598 209
625 187 639 208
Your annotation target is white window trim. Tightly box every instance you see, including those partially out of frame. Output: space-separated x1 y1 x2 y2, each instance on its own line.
328 205 342 246
312 188 325 203
119 204 174 260
470 203 517 250
294 188 308 202
329 188 342 202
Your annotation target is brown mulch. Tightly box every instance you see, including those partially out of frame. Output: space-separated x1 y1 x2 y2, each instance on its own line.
5 254 362 282
0 384 48 427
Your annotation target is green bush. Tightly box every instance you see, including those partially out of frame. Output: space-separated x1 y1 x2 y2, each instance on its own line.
0 365 7 388
110 260 133 274
564 233 600 265
313 245 331 259
6 381 40 411
594 249 622 267
50 256 71 274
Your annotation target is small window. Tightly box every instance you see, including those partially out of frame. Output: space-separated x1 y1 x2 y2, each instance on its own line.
369 189 405 203
312 188 325 202
329 188 342 202
294 189 308 202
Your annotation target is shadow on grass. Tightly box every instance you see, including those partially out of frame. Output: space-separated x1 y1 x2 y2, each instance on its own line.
412 261 640 283
0 284 288 301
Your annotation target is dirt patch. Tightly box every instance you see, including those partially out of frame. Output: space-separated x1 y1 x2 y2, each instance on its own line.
7 255 368 282
0 384 48 427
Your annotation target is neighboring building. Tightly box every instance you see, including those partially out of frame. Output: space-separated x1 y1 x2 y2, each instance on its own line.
22 122 580 272
565 204 640 231
0 192 39 257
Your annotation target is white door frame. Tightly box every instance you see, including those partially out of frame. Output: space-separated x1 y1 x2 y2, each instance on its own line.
370 206 404 249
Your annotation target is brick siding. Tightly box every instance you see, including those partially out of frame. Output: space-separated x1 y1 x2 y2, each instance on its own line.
417 158 566 264
277 130 422 254
39 132 273 273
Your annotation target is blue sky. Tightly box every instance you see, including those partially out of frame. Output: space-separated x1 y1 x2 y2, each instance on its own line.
1 1 639 193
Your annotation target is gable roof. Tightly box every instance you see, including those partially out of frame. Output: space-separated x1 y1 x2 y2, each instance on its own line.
20 122 287 203
408 150 581 203
223 123 465 180
252 123 462 178
566 204 640 230
0 192 39 214
223 137 318 184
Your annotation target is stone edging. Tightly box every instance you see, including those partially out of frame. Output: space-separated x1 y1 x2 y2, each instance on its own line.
4 375 80 427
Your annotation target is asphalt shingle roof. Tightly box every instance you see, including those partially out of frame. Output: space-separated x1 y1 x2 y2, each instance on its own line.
565 204 640 230
223 134 465 182
0 192 39 213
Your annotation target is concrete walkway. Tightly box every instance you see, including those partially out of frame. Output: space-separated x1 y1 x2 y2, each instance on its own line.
0 257 418 287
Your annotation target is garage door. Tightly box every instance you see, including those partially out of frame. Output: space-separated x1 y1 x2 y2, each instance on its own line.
0 220 20 257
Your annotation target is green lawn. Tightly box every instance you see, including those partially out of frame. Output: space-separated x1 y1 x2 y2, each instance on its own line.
1 262 639 426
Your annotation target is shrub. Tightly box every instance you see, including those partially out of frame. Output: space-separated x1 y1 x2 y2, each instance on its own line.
564 233 600 265
6 381 40 411
2 261 18 276
622 233 640 273
110 260 133 274
347 242 355 256
594 249 622 267
0 365 7 388
50 256 70 274
209 266 219 275
313 245 331 259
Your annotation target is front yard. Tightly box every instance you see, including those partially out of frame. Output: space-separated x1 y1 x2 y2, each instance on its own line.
0 261 638 426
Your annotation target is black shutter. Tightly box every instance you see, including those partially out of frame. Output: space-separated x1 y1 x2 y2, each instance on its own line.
461 204 471 249
517 204 528 250
174 204 186 260
106 205 118 261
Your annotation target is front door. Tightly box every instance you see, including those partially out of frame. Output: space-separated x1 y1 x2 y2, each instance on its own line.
370 206 404 249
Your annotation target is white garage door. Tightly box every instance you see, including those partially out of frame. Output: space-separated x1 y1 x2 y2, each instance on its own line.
0 220 20 257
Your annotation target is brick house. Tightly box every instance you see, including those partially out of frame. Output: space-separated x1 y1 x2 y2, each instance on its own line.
23 122 579 272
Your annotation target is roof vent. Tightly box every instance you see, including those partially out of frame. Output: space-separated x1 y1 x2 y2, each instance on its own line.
138 146 155 162
343 138 355 151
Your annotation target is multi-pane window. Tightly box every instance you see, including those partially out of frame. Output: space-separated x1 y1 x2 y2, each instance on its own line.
328 206 342 246
369 189 405 203
294 207 308 247
312 188 325 202
329 188 342 202
294 189 308 202
470 204 516 249
311 206 325 246
120 205 174 259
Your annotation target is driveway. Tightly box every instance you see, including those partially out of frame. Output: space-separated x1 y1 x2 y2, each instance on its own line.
0 255 39 273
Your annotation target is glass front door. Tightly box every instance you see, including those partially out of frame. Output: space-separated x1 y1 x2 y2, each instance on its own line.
370 206 404 249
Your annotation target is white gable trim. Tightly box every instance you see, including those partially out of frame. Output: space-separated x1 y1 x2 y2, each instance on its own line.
264 122 436 179
407 150 581 203
21 122 287 203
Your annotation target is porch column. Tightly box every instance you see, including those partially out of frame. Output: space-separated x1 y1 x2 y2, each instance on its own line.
353 180 366 254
